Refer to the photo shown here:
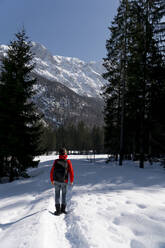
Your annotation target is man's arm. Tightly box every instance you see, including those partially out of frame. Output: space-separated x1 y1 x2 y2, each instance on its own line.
67 160 74 184
50 160 56 185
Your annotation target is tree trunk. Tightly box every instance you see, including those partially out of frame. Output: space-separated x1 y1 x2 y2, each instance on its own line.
139 107 145 169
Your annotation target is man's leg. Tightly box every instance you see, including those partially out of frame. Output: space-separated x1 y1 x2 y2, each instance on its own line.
61 183 67 214
55 183 61 204
54 183 61 215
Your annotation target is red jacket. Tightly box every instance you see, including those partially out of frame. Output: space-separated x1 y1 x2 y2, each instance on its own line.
50 155 74 183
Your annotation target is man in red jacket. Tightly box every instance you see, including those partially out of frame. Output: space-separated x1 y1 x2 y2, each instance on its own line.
50 148 74 215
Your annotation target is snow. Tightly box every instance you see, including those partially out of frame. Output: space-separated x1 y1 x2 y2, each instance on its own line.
0 42 106 98
1 155 165 248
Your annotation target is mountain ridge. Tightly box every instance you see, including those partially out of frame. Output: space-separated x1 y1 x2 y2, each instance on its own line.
33 73 104 127
0 42 106 98
30 41 106 98
0 42 105 127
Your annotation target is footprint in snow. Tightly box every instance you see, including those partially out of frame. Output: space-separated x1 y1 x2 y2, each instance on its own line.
112 218 120 225
137 204 147 209
131 239 145 248
132 229 144 237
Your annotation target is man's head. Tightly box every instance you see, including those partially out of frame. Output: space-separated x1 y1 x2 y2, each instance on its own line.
59 147 67 155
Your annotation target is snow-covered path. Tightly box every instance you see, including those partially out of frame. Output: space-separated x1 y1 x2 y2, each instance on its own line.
1 155 165 248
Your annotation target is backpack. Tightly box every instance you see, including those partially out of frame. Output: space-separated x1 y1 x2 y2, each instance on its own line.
53 159 68 183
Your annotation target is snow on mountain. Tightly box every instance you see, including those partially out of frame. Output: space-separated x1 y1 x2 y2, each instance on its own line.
0 44 8 54
0 45 8 66
33 74 104 127
30 42 106 98
0 42 106 126
0 42 106 98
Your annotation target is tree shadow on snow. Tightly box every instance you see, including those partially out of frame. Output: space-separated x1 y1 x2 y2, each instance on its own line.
0 160 54 200
71 159 165 195
0 209 47 230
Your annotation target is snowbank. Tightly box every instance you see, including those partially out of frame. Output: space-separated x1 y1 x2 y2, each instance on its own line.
0 155 165 248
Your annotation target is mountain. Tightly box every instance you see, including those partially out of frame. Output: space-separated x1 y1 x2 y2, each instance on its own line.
30 42 106 98
0 42 106 127
33 74 104 127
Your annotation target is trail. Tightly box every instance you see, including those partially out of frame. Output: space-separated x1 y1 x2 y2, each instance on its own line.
1 155 165 248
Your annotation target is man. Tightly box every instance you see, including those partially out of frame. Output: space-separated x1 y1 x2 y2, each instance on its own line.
50 148 74 215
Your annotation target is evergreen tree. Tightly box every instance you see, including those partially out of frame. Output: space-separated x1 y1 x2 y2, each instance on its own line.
126 0 165 167
91 126 104 154
102 0 131 161
40 126 56 154
103 0 165 167
52 121 104 154
0 29 43 181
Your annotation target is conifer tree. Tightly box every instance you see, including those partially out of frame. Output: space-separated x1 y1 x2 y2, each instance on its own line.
126 0 165 167
103 0 165 167
102 0 131 162
0 29 43 181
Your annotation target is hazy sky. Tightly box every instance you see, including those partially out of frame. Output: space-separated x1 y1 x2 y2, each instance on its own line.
0 0 119 61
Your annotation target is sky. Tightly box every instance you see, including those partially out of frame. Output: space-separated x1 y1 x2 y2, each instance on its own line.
0 0 119 62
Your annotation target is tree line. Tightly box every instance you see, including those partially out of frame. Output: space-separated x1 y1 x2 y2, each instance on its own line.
102 0 165 168
41 122 104 154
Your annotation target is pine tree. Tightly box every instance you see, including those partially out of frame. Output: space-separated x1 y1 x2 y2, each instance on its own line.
91 126 104 154
102 0 131 161
126 0 165 167
103 0 165 167
0 29 43 181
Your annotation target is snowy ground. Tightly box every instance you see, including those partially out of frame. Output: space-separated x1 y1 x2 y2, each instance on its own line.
0 155 165 248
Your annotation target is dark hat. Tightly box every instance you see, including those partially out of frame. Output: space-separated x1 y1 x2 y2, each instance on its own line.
59 147 67 155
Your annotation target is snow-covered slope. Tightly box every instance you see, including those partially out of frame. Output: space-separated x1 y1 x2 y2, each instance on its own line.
0 42 105 126
30 42 106 98
0 42 106 98
33 74 104 127
1 155 165 248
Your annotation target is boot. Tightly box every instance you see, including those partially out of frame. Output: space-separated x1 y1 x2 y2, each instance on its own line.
54 204 61 215
61 204 67 214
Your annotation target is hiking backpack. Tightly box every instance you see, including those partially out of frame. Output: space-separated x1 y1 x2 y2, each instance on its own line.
53 159 68 182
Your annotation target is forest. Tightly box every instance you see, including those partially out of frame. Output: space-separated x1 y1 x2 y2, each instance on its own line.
102 0 165 168
0 0 165 181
